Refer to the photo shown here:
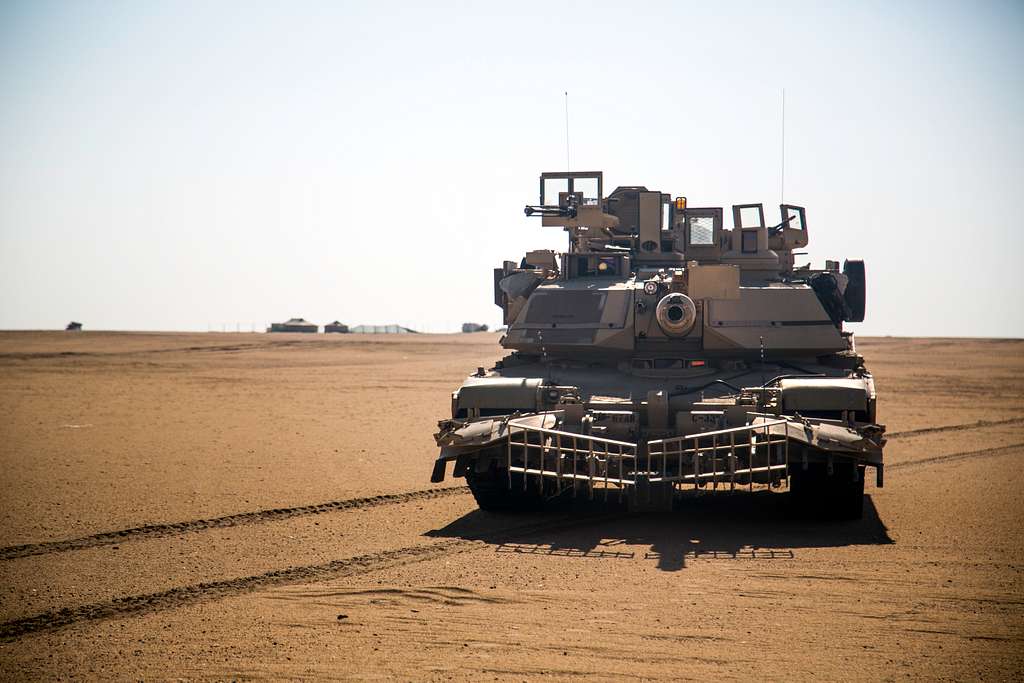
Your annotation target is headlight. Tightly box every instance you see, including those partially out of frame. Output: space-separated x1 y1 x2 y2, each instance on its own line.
643 281 659 296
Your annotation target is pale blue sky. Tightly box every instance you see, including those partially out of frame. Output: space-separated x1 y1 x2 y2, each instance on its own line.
1 1 1021 336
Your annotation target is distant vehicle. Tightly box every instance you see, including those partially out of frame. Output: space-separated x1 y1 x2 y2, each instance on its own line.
268 318 318 333
66 321 82 331
325 321 350 334
461 323 489 333
431 171 884 519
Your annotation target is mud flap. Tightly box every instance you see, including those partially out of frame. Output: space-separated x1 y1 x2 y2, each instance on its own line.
430 459 446 483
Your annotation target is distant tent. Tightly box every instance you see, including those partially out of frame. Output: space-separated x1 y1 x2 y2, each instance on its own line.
461 323 489 333
66 321 83 331
324 321 350 334
268 318 318 333
349 324 418 334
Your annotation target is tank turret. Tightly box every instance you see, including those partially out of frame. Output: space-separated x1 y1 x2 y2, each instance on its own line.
433 171 884 519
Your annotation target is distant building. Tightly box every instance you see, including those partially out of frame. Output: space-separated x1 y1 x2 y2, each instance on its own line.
349 324 418 334
268 318 318 333
324 321 350 334
461 323 489 333
66 321 83 331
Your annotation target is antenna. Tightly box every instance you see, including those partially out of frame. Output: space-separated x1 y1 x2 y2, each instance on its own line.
564 91 571 172
759 335 767 388
780 88 786 205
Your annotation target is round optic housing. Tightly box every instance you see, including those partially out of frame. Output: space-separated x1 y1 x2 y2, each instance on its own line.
643 281 659 296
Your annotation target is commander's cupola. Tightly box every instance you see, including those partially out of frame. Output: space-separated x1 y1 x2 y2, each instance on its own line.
525 171 811 283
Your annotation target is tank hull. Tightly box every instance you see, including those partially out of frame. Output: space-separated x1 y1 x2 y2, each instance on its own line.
433 355 883 518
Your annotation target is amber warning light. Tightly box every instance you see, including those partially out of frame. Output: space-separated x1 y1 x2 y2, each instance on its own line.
675 197 687 211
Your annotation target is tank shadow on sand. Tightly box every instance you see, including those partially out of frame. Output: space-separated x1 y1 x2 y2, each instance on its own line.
427 491 892 572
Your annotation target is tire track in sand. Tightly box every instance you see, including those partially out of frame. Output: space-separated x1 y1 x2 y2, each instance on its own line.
3 440 1019 638
886 417 1023 440
0 487 469 561
887 442 1024 471
5 417 1019 561
0 514 613 641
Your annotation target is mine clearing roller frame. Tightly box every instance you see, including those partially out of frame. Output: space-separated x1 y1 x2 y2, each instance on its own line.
435 412 880 519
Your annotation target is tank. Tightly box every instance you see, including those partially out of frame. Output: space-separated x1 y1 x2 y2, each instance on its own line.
431 171 885 519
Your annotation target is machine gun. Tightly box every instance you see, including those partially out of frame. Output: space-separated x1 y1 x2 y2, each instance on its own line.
768 212 800 236
523 204 576 218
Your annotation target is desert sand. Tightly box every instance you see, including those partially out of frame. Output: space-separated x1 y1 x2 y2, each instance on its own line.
0 331 1021 680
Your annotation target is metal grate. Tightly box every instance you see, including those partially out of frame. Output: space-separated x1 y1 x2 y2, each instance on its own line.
505 417 790 498
505 419 638 500
646 419 790 490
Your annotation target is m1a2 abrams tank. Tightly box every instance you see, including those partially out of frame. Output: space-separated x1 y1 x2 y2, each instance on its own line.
432 171 884 519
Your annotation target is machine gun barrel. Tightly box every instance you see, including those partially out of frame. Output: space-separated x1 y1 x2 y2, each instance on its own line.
768 212 799 235
524 204 576 218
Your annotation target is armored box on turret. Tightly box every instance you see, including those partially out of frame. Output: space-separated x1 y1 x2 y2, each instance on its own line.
431 171 884 519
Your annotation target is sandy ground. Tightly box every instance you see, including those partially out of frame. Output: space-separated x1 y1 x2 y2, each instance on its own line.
0 331 1021 680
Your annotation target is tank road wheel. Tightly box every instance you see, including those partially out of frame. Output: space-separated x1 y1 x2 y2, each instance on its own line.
465 463 547 512
789 461 865 520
